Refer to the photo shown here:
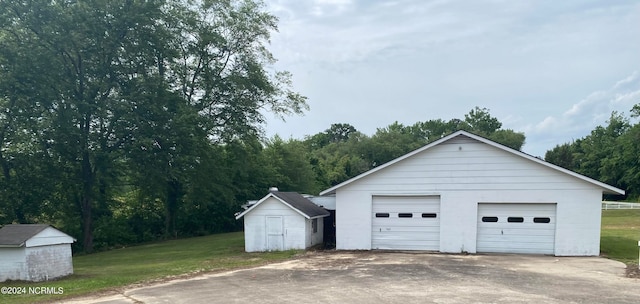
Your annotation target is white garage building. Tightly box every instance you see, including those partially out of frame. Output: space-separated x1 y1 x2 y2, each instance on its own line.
0 224 76 282
320 131 624 256
236 191 330 252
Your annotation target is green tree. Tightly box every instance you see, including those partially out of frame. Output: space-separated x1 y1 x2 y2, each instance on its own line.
631 104 640 117
618 123 640 199
461 107 525 150
545 108 639 200
0 0 152 251
463 106 502 134
487 129 526 150
369 122 425 167
264 136 318 193
306 123 359 149
0 0 307 252
545 142 577 170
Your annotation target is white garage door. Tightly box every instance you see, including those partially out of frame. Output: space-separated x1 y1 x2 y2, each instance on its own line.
372 196 440 250
477 203 556 254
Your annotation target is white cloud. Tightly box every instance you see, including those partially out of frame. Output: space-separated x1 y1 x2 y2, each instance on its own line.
534 116 560 133
547 71 639 131
563 91 608 118
614 71 638 90
522 71 640 155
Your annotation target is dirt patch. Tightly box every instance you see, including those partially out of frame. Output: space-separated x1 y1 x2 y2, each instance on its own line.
625 264 640 278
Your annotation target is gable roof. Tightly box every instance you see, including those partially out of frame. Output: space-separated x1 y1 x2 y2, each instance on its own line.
236 191 330 220
320 130 625 196
0 224 61 247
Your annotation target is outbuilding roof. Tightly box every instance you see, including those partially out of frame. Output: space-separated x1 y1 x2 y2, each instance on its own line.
236 191 330 220
320 130 625 196
0 224 51 247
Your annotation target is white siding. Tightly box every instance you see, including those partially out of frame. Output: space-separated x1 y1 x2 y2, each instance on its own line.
335 135 605 255
0 248 27 282
25 244 73 282
0 244 73 282
306 218 324 248
243 197 307 252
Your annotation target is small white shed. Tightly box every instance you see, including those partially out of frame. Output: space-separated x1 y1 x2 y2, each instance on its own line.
236 191 330 252
0 224 76 282
320 130 625 256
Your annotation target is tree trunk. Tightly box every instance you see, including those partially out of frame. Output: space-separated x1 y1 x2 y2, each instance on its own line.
165 178 181 239
80 150 94 253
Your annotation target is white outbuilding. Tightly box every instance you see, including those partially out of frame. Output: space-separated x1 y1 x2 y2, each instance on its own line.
320 130 625 256
236 191 330 252
0 224 76 282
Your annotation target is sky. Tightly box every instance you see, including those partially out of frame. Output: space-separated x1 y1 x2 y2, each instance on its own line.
261 0 640 157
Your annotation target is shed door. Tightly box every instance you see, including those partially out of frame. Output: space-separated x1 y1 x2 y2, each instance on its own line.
266 216 284 251
477 203 556 254
372 196 440 250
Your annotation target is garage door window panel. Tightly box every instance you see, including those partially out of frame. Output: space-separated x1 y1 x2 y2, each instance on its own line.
482 216 499 222
534 217 551 223
507 217 524 223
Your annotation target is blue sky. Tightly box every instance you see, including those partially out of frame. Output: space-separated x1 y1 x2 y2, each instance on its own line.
262 0 640 157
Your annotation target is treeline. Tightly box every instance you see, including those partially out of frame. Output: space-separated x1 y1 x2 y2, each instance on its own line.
545 105 640 200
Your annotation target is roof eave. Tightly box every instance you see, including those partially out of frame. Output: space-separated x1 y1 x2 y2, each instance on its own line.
0 243 24 248
603 188 626 195
235 193 275 220
308 214 330 220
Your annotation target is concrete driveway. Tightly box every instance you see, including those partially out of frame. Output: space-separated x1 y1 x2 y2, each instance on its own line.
64 251 639 304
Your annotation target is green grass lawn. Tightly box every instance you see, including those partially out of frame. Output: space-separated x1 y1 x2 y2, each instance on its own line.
601 209 640 264
0 232 300 304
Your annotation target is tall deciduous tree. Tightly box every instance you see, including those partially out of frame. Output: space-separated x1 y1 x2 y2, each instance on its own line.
0 0 307 252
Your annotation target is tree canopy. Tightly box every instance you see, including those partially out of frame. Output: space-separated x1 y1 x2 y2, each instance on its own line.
545 106 639 200
0 0 306 252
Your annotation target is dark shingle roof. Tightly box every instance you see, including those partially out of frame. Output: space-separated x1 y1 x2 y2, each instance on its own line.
271 192 330 218
0 224 50 247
